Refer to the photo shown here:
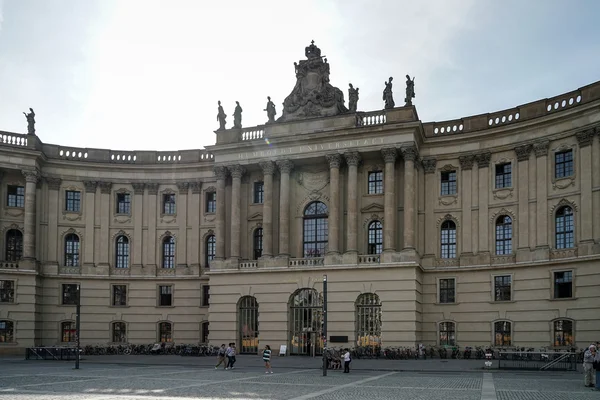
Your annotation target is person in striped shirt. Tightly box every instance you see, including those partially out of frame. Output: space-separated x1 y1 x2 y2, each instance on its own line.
262 345 273 374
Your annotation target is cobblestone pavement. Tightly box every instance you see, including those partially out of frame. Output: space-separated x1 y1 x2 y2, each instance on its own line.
0 361 598 400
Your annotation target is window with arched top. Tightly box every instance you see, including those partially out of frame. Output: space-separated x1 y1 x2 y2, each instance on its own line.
162 236 175 268
495 216 512 255
303 202 328 257
494 321 512 346
289 288 323 356
253 228 263 260
206 235 216 267
158 321 173 342
355 293 382 349
5 229 23 261
115 235 129 268
238 296 259 354
439 321 455 346
64 234 80 267
367 221 383 255
440 220 457 259
555 206 574 249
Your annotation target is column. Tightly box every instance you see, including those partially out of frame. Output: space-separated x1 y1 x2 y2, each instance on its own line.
98 182 112 266
83 181 97 267
344 151 361 253
528 152 537 250
476 152 491 253
515 144 532 250
21 170 39 260
422 159 437 255
189 182 202 267
594 133 600 242
176 182 189 266
276 160 294 256
259 161 276 257
534 141 549 248
459 155 475 254
401 145 418 250
46 178 62 264
213 166 228 260
131 183 144 267
146 183 159 266
471 162 480 254
228 166 245 259
577 130 595 243
381 147 398 252
325 154 342 254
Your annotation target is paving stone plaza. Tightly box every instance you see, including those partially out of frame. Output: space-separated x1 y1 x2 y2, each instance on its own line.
0 360 598 400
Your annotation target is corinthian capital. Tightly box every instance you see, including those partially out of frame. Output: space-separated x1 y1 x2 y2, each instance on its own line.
475 152 491 168
381 147 398 164
259 161 276 175
132 182 145 195
84 181 98 193
146 182 159 195
98 181 112 194
46 177 62 190
325 154 342 169
459 155 475 170
228 165 246 179
176 182 190 193
213 166 229 180
276 159 294 174
400 144 418 161
514 144 533 161
421 158 437 174
344 151 361 166
533 140 549 158
576 129 595 147
22 169 40 183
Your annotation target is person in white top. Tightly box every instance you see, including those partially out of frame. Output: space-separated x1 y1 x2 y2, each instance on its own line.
343 348 351 373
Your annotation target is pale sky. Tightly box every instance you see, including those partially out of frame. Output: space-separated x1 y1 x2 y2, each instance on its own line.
0 0 599 151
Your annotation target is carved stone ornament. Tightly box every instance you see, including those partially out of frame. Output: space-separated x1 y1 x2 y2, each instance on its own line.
132 183 145 195
475 152 491 168
22 170 39 183
228 165 246 179
259 161 276 176
276 159 294 174
381 147 397 164
176 182 190 193
422 158 437 174
534 141 549 158
83 181 97 193
576 129 595 147
190 181 202 194
493 188 514 200
344 151 361 166
146 183 159 195
213 166 228 180
325 153 342 169
458 155 475 170
297 169 330 192
98 182 112 194
277 41 348 122
46 177 62 190
514 144 533 161
400 145 418 162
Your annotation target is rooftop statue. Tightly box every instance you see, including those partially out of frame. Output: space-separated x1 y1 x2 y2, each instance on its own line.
278 41 348 122
216 101 227 130
348 83 359 112
383 77 395 109
23 108 36 135
405 74 415 106
264 96 277 124
233 101 243 129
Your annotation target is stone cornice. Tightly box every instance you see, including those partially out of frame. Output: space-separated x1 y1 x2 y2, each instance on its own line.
325 153 342 169
276 159 294 174
381 147 398 164
514 144 533 162
458 155 475 170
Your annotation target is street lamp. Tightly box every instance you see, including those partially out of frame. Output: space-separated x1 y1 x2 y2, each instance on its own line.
322 275 327 377
75 284 81 369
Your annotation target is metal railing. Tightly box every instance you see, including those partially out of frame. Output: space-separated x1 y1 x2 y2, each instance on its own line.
26 346 79 361
497 351 577 371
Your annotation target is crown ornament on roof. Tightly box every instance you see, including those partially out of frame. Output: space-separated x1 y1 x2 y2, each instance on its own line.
305 40 322 60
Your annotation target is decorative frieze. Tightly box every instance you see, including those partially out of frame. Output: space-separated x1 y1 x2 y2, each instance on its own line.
228 165 246 179
458 155 475 170
344 150 361 166
514 144 533 161
422 158 437 174
46 177 62 191
400 145 418 161
475 152 491 168
325 153 342 169
83 181 97 193
259 161 276 175
146 183 159 195
132 183 145 195
98 182 112 194
276 159 294 174
213 166 229 180
576 129 595 147
533 140 549 157
381 147 398 164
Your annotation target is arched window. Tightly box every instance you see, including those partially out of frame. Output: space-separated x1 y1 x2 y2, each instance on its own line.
439 321 455 346
553 319 573 347
112 322 126 343
253 228 263 260
61 321 76 342
555 206 574 249
440 220 457 259
355 293 382 349
115 235 129 269
494 321 512 346
238 296 259 354
158 321 172 342
0 320 14 343
367 221 383 255
303 201 328 257
495 216 512 255
162 236 175 268
64 234 80 267
5 229 23 261
205 235 216 267
289 288 323 355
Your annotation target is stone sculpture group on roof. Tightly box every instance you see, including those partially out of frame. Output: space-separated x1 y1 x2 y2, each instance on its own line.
211 40 416 131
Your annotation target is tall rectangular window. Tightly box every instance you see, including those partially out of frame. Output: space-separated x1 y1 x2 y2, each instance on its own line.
7 186 25 208
112 285 127 306
439 278 455 303
65 191 81 212
253 182 264 204
158 285 173 307
202 286 210 307
206 191 216 213
62 284 79 305
441 171 457 195
554 271 572 299
116 193 131 214
495 163 512 188
494 275 512 301
0 280 15 303
367 171 383 194
555 150 574 178
163 194 176 214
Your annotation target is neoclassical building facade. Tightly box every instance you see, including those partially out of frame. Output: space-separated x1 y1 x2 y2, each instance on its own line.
1 45 600 355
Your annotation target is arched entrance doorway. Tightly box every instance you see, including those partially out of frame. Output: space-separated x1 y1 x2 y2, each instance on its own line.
238 296 258 354
289 288 323 356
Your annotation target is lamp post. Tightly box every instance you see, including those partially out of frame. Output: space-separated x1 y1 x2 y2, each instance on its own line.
75 284 81 369
322 274 328 377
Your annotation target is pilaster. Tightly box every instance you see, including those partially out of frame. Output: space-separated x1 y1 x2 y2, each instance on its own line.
83 181 97 268
146 183 159 268
228 166 245 260
381 147 398 252
189 182 202 270
422 158 437 257
46 178 61 266
476 152 491 253
515 144 532 259
259 161 275 258
176 182 189 266
344 151 361 253
276 160 294 257
22 170 39 261
577 129 595 250
534 141 549 256
401 144 418 251
325 154 342 254
459 155 474 255
97 181 112 268
594 131 600 242
214 166 228 260
131 183 144 270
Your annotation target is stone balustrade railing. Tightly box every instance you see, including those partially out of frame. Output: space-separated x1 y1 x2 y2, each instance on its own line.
356 111 387 127
289 257 324 267
358 255 380 264
241 127 265 141
0 261 19 269
239 261 258 269
0 132 28 147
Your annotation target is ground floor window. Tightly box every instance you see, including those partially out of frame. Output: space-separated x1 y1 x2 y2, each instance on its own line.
159 322 173 342
494 321 512 346
0 320 14 342
355 293 382 348
112 322 126 343
439 321 456 346
553 319 573 347
289 288 323 356
61 321 76 342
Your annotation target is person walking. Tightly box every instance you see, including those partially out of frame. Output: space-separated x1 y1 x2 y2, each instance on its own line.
342 348 351 373
583 344 597 387
263 345 273 374
215 344 227 369
226 343 237 370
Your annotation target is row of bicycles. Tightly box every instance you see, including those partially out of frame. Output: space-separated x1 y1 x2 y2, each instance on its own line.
81 343 221 356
